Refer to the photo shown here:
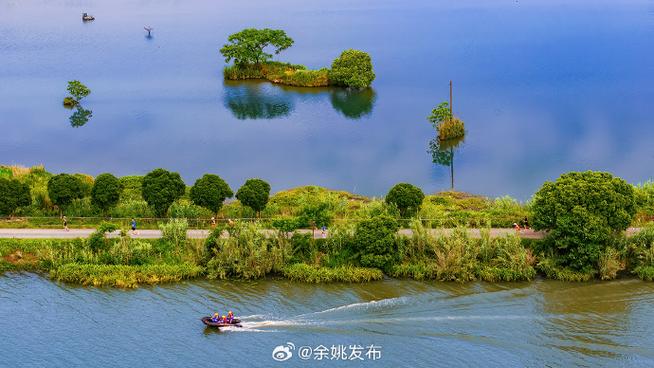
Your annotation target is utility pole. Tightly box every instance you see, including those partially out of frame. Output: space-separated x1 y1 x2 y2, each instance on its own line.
449 80 453 117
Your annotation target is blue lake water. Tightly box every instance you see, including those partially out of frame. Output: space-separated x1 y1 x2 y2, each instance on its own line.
1 0 653 199
2 274 654 367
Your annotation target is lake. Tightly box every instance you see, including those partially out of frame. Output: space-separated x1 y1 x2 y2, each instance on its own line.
2 274 654 367
1 0 653 200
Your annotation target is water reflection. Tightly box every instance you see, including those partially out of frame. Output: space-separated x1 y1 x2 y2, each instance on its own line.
69 106 93 128
429 136 464 190
223 81 376 120
330 88 376 119
223 81 294 120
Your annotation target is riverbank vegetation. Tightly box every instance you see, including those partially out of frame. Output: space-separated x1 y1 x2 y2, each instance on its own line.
2 166 654 286
220 28 374 88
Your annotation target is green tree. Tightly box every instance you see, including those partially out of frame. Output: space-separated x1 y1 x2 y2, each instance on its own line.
66 80 91 101
220 28 294 65
141 169 186 217
236 178 271 216
91 173 122 214
532 171 637 271
189 174 233 214
0 178 31 216
352 215 400 271
329 49 375 89
428 102 452 128
47 174 84 211
385 183 425 218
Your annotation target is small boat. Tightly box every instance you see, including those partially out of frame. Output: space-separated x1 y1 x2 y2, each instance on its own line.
82 13 95 21
201 316 242 328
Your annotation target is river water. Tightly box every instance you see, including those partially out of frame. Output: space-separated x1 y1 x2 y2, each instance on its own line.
1 274 654 367
1 0 653 200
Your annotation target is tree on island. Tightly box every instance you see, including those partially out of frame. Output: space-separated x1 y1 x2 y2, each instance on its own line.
91 173 122 215
142 168 186 217
385 183 425 218
428 101 465 142
47 174 84 213
329 49 376 89
236 178 271 216
63 80 91 107
0 178 31 216
220 28 294 65
532 171 637 272
190 174 233 215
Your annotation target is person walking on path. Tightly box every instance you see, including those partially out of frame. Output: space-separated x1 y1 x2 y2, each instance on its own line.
211 216 216 228
63 216 69 232
131 218 138 235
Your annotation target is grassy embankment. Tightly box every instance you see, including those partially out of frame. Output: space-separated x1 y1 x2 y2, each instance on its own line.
224 62 330 87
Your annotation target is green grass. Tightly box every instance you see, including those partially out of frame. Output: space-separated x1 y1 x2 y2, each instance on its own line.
536 258 595 282
50 263 204 288
224 62 330 87
282 263 383 283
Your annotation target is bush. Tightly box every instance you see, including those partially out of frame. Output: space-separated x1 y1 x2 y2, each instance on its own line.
47 174 84 211
532 171 636 271
236 178 271 215
437 118 465 141
385 183 424 218
91 173 122 213
62 97 78 108
352 215 400 271
189 174 233 214
329 49 375 88
206 221 290 279
87 222 118 254
142 168 186 217
0 178 31 216
282 264 383 283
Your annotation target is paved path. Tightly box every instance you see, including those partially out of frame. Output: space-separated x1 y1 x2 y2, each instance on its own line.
0 228 642 240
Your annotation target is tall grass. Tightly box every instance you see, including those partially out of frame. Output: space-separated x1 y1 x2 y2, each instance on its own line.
223 62 330 87
283 263 383 283
206 221 290 280
391 225 536 282
50 263 203 288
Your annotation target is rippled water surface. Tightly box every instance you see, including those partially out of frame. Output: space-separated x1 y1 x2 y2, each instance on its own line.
1 0 653 199
2 274 654 367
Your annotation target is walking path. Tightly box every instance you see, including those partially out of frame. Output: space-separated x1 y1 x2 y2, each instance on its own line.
0 228 642 240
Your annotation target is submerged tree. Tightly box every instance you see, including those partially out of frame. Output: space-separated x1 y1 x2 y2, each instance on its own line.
66 80 91 102
329 49 375 89
220 28 294 65
428 101 465 141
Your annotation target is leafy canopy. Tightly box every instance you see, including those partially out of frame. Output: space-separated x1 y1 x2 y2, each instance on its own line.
236 178 271 214
91 173 122 213
190 174 233 214
352 215 400 271
67 80 91 101
220 28 294 65
385 183 425 218
141 169 186 217
0 178 31 216
532 171 637 271
47 174 84 210
329 49 376 89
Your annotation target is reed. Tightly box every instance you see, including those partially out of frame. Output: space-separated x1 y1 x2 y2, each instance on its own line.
282 263 383 283
50 263 203 288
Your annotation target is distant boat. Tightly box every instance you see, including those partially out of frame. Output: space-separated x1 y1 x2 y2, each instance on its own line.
82 13 95 22
144 26 153 37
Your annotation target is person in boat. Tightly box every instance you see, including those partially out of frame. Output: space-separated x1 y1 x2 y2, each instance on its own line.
221 315 228 323
211 313 220 323
227 311 234 323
